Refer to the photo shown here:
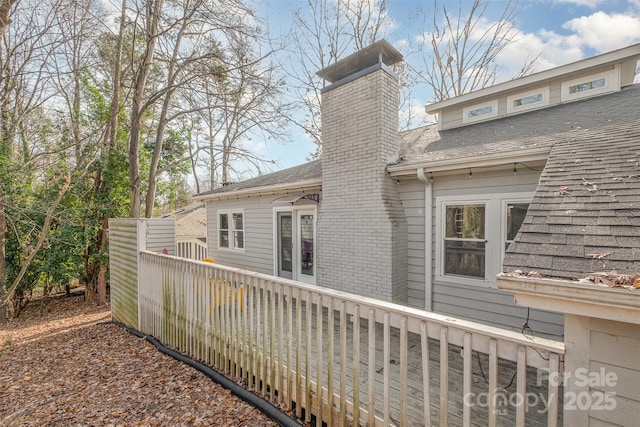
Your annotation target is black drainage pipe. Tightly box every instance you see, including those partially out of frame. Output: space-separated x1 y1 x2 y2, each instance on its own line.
102 321 303 427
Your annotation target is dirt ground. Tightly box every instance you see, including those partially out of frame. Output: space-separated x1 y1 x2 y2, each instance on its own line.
0 292 284 426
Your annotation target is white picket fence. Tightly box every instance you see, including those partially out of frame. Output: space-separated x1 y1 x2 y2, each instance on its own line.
137 251 565 427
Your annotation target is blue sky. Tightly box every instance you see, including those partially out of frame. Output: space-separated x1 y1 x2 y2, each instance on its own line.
251 0 640 172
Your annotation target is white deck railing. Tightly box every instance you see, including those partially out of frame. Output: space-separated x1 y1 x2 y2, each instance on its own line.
138 251 565 427
176 237 208 260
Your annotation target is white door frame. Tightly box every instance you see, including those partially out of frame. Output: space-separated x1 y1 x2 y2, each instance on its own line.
273 206 317 284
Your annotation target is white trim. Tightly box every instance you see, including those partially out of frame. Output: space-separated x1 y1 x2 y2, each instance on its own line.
217 209 246 253
500 196 532 266
272 205 317 285
194 179 322 202
506 87 549 115
497 275 640 324
436 196 492 288
426 43 640 113
560 69 619 102
386 147 550 177
435 192 533 288
462 100 498 124
417 168 433 311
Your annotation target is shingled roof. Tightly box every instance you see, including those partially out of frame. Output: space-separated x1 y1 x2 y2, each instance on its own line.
395 83 640 167
502 84 640 280
197 159 321 197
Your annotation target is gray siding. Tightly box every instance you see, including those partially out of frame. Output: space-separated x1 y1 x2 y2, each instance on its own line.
438 63 618 131
205 197 275 275
108 218 139 329
398 179 426 309
400 168 564 341
146 219 176 254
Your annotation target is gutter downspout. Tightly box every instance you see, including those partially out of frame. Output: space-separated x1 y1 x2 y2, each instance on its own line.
416 168 433 311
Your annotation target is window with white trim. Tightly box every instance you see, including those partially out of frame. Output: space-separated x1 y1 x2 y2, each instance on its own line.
507 87 549 114
444 204 486 278
561 70 617 102
436 193 531 287
462 100 498 124
218 210 244 250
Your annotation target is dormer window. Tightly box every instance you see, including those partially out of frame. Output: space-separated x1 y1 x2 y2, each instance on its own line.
561 70 617 102
569 78 605 94
507 87 549 115
462 100 498 124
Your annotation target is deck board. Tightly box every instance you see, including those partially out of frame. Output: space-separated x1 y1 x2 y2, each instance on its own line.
240 301 562 426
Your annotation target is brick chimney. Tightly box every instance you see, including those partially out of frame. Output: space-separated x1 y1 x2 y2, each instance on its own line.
316 40 408 303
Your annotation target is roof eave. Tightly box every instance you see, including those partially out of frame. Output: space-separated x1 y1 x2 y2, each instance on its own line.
387 146 551 177
193 178 323 202
425 43 640 114
497 274 640 324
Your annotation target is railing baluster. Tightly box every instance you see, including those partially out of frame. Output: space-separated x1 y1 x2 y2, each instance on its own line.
286 285 293 408
420 322 431 426
547 352 560 427
383 312 390 426
305 291 312 423
352 305 361 427
367 309 376 427
516 345 526 427
400 316 408 427
256 279 262 392
339 301 347 427
327 297 335 427
278 284 284 405
440 326 449 426
295 287 302 418
463 332 472 427
488 339 498 427
316 294 323 427
262 281 269 396
270 281 276 402
249 277 256 390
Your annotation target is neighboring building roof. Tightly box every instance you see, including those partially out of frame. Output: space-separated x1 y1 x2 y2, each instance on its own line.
502 88 640 279
391 83 640 172
195 160 322 199
162 202 207 237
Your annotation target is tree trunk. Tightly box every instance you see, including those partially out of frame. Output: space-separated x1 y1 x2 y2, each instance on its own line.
128 0 163 218
0 184 6 324
96 216 108 305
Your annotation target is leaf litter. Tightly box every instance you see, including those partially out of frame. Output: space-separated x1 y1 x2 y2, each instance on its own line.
0 293 285 427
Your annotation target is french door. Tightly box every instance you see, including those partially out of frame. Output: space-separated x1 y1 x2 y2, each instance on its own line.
276 208 315 284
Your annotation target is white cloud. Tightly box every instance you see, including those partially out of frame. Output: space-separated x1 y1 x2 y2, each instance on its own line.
562 11 640 52
494 10 640 80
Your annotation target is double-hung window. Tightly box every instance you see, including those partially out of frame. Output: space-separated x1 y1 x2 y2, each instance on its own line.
218 210 244 250
444 204 486 278
437 193 531 287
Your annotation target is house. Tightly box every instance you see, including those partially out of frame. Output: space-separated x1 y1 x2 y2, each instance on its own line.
162 202 208 259
195 41 640 342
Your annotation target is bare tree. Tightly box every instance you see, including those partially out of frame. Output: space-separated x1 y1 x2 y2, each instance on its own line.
184 30 291 192
128 0 163 218
413 0 537 102
283 0 388 159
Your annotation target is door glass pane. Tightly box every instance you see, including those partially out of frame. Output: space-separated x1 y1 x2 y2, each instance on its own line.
280 214 292 273
300 214 314 276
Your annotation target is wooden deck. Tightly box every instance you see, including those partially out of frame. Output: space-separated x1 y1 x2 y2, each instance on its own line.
136 252 565 427
258 304 562 427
